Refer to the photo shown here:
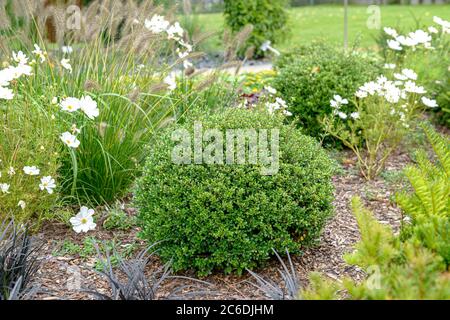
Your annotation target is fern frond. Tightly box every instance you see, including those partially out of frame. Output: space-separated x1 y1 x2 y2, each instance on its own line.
421 124 450 178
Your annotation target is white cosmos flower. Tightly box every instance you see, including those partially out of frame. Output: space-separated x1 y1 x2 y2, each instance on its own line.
145 14 170 33
350 112 360 120
384 27 398 38
0 183 10 194
70 207 96 233
384 86 401 104
334 95 348 104
433 16 450 29
182 59 193 69
12 51 28 65
60 97 81 113
23 166 40 175
396 35 417 47
282 109 293 116
164 73 177 91
260 40 280 56
80 95 99 120
0 86 14 100
61 58 72 73
408 30 431 45
275 97 288 108
355 90 368 99
377 75 388 85
39 176 56 194
18 200 26 210
421 97 438 108
360 81 381 96
5 64 33 79
71 124 81 134
387 39 402 51
32 44 46 63
61 132 80 149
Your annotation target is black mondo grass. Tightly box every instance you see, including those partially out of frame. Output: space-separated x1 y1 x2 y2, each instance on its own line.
0 220 41 300
246 249 301 300
86 242 214 300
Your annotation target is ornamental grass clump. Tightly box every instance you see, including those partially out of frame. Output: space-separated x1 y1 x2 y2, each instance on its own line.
135 108 334 276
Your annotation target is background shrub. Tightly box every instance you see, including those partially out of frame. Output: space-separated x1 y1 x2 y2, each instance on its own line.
273 44 380 146
135 108 334 276
224 0 288 58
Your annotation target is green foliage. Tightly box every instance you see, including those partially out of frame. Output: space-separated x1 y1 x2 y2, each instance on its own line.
135 108 334 276
273 44 379 145
396 125 450 265
223 0 288 57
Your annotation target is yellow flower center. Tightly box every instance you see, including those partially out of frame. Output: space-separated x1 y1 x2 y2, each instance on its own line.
81 218 87 224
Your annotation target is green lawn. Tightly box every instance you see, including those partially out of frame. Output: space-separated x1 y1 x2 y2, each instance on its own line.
193 4 450 53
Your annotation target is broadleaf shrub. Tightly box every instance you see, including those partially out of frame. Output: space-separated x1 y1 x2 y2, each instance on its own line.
135 108 334 276
273 44 380 145
223 0 288 58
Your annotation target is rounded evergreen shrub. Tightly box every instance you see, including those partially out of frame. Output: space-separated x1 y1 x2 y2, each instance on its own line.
273 44 380 146
135 108 334 276
224 0 288 58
